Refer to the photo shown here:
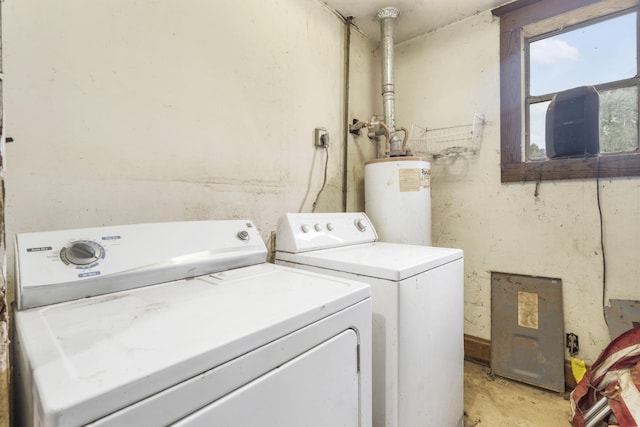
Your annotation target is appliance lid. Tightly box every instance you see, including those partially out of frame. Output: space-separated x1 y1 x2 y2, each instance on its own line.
15 220 267 309
15 263 370 427
276 242 463 281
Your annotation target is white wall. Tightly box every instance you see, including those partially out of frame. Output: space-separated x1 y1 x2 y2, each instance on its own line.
7 0 629 366
395 11 640 363
3 0 377 276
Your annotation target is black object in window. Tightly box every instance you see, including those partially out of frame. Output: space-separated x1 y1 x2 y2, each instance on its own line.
545 86 600 158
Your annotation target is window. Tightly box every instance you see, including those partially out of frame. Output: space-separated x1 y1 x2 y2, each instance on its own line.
528 12 638 159
493 0 640 182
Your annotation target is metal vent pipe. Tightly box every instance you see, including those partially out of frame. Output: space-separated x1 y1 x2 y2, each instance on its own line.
376 7 402 156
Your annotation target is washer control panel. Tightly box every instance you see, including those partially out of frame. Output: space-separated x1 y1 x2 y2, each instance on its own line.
15 220 267 310
276 212 378 253
298 219 368 234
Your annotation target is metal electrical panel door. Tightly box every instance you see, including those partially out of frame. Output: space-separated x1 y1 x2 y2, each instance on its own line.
491 272 565 392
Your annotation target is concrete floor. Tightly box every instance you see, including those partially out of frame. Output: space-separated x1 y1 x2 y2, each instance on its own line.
464 360 572 427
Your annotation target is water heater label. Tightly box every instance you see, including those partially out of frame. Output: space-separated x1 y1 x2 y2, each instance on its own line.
420 168 431 189
398 168 430 192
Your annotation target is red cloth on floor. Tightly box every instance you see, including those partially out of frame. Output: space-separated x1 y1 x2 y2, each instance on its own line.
571 327 640 427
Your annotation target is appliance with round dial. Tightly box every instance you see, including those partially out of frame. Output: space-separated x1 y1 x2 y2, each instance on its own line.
60 240 105 266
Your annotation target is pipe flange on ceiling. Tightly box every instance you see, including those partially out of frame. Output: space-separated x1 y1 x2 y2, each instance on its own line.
376 7 399 20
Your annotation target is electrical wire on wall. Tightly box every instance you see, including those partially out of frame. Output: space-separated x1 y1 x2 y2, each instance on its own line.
311 147 330 212
596 156 608 325
298 146 330 213
534 155 608 324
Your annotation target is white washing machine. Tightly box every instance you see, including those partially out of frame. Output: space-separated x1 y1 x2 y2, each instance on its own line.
13 220 372 427
275 212 464 427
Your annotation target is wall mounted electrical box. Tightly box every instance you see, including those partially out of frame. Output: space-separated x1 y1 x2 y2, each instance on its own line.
491 272 565 392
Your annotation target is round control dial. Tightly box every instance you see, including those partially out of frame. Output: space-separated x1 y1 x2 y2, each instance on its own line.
60 240 105 266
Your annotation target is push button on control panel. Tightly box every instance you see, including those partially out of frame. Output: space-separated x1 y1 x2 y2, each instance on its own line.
354 219 368 232
301 224 311 233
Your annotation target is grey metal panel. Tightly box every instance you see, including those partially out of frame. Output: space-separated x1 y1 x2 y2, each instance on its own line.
491 272 565 392
605 299 640 340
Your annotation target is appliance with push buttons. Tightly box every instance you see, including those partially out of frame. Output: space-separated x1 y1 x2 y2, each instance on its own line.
275 212 464 427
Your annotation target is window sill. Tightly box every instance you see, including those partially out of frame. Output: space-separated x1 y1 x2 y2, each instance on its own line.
501 153 640 183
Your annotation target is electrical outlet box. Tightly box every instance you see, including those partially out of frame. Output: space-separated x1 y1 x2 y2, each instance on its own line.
566 333 579 355
315 128 329 148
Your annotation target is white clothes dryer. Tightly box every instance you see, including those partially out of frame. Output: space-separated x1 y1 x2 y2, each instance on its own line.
275 212 464 427
13 220 372 427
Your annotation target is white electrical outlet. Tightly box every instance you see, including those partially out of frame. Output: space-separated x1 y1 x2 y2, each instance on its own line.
314 128 329 148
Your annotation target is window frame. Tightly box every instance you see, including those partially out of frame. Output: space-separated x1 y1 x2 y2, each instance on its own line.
493 0 640 183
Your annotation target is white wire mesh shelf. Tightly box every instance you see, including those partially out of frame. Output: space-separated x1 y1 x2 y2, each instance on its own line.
408 114 486 158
